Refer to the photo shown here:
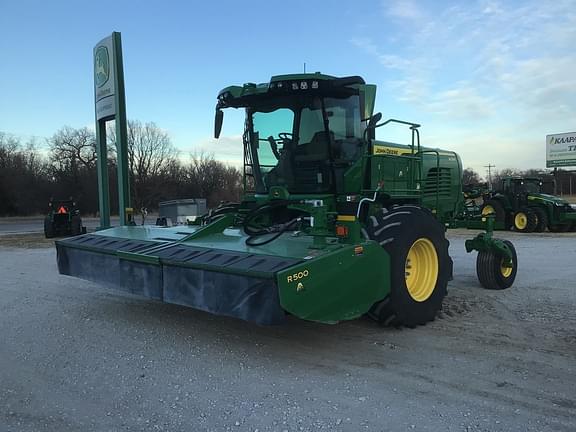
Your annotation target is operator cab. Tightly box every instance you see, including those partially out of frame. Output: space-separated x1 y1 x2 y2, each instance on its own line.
250 94 364 194
502 177 542 195
215 74 375 195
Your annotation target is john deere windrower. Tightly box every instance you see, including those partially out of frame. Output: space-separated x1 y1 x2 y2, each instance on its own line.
56 73 517 326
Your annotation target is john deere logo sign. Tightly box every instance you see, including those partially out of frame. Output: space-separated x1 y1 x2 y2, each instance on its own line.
94 35 116 121
94 46 110 87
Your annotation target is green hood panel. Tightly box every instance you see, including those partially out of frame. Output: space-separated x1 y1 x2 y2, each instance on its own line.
528 193 570 206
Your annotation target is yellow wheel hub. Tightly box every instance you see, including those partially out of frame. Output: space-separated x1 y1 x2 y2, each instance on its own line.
515 212 527 230
405 238 439 302
482 205 495 216
500 260 513 278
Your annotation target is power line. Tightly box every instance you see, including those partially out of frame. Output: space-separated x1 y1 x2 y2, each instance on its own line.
484 164 496 189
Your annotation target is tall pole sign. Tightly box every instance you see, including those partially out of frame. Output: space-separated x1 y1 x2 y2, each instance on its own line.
93 32 131 228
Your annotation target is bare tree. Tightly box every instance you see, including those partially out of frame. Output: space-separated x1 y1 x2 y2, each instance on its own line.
185 152 242 206
49 126 97 170
0 133 53 215
127 121 176 179
462 168 483 186
108 120 178 208
491 168 521 189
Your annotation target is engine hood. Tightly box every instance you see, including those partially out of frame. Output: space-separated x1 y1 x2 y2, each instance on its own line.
528 193 572 207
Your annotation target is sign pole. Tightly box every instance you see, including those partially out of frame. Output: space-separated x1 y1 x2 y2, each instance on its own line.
94 31 131 228
112 32 130 226
95 120 110 228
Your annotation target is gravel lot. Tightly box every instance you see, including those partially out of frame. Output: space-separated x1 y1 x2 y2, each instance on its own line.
0 231 575 432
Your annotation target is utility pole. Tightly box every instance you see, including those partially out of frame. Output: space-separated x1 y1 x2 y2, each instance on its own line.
484 164 496 190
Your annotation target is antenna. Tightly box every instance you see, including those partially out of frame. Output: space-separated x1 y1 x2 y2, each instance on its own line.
304 62 306 73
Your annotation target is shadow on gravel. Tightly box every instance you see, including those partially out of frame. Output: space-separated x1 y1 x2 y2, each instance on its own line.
67 286 400 367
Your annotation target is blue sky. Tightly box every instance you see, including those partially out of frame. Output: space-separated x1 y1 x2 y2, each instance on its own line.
1 0 575 175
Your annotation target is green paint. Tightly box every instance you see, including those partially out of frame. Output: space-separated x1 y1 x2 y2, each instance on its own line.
465 216 513 267
112 32 131 226
277 242 390 323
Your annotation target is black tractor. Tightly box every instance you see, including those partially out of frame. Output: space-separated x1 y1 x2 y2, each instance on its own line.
44 199 85 238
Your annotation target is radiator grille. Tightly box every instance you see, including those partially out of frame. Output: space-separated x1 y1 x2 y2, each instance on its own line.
423 168 452 196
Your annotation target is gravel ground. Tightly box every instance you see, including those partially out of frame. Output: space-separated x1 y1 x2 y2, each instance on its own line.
0 231 575 432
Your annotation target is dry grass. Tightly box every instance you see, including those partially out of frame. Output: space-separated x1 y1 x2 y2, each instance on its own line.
0 233 56 248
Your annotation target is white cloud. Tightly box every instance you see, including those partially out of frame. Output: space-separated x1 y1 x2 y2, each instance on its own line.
352 0 576 168
185 134 243 166
385 0 423 20
427 84 495 119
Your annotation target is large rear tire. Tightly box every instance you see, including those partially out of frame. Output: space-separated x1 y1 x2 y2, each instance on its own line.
44 217 54 239
365 206 450 327
532 207 548 232
513 207 537 233
476 240 517 290
71 215 82 236
481 199 506 227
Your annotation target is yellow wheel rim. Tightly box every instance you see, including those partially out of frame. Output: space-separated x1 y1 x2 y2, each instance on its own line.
482 205 495 216
500 259 513 278
515 212 527 230
405 238 439 302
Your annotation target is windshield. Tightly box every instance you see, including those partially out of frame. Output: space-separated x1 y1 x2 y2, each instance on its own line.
513 179 542 194
246 95 363 194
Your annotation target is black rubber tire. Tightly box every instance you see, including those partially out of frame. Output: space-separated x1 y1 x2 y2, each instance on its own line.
71 215 82 236
513 207 537 233
481 199 506 226
365 205 450 327
476 240 517 290
531 207 548 232
44 217 54 239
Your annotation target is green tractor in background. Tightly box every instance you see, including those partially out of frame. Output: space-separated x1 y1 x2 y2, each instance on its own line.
44 198 85 238
481 176 576 232
56 73 517 328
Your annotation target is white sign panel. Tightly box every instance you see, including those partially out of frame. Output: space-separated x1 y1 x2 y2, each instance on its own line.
94 35 116 120
546 132 576 168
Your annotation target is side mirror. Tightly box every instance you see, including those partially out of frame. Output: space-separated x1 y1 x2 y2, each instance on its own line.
363 112 383 141
214 109 224 139
368 112 382 129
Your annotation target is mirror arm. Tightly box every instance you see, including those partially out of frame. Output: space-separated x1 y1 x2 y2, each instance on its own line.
214 108 224 139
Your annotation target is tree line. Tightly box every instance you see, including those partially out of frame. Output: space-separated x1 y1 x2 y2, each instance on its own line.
0 121 242 217
2 126 574 217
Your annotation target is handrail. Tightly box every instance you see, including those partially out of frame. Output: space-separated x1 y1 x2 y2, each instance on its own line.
371 118 421 155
